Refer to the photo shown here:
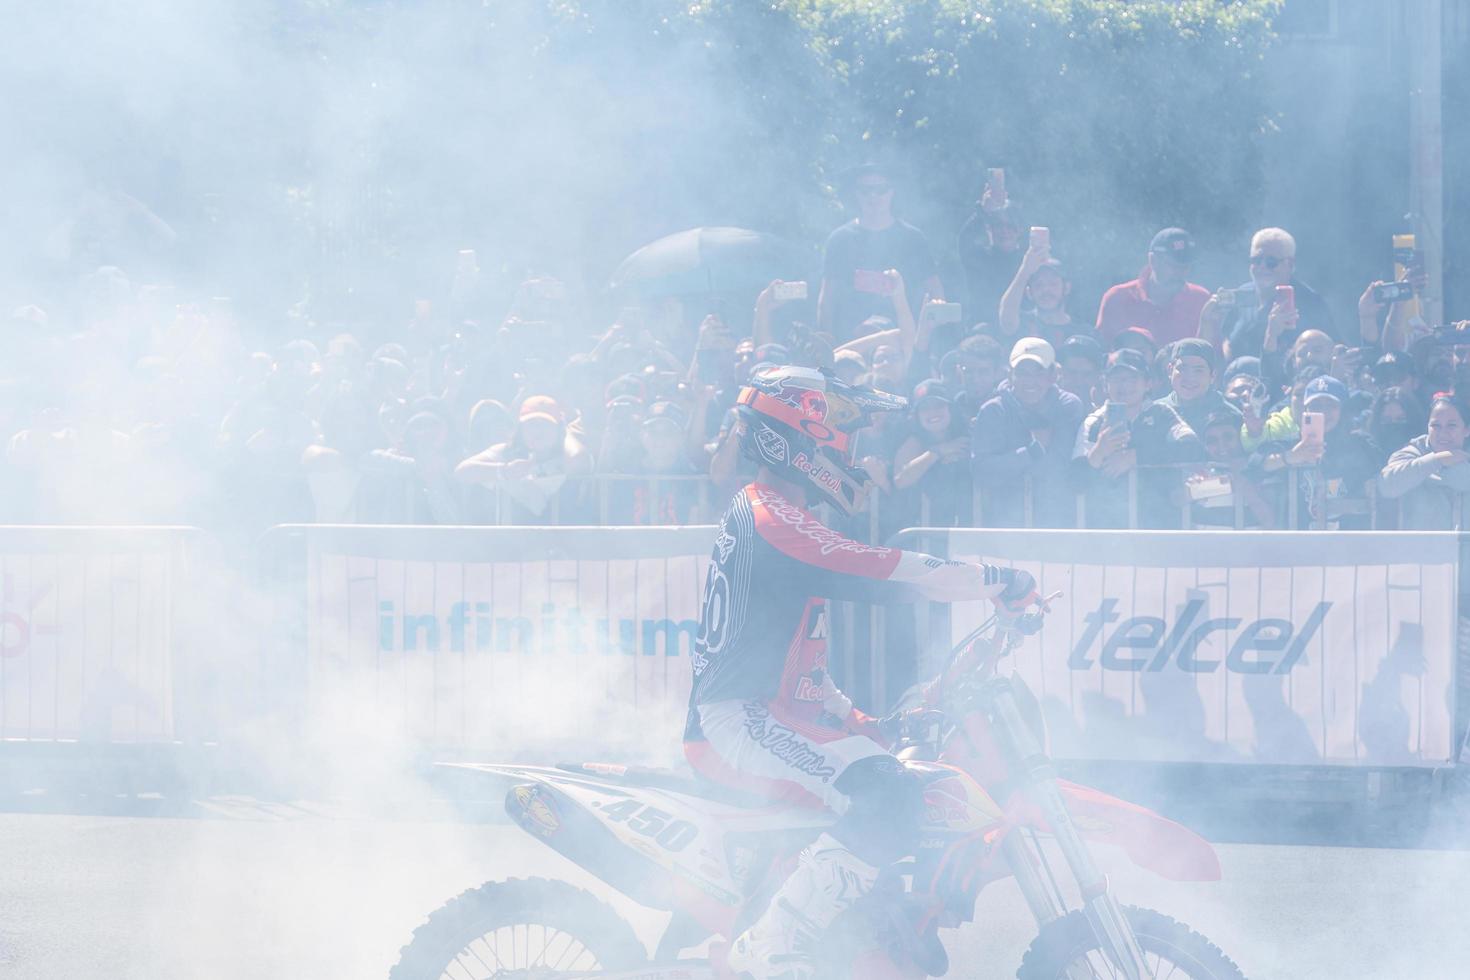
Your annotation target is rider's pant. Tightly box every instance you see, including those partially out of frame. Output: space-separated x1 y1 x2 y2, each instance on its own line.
686 699 923 867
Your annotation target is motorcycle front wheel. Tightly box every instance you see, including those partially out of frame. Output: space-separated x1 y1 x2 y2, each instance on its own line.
389 877 646 980
1016 905 1246 980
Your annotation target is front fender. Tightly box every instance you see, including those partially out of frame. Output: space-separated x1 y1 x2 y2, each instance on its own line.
1006 779 1221 882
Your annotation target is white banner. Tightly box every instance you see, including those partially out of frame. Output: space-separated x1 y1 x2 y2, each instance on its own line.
303 526 715 763
0 528 189 742
931 530 1460 767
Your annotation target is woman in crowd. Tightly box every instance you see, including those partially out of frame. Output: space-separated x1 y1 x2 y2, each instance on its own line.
1377 394 1470 529
890 378 972 528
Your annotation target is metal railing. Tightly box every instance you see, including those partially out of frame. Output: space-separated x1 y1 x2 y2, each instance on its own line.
360 465 1470 538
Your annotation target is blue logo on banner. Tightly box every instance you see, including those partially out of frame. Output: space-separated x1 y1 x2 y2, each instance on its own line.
1067 598 1331 675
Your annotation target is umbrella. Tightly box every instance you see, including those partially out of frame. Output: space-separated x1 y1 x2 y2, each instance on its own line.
609 226 810 298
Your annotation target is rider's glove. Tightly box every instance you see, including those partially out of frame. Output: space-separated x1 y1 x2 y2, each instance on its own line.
879 707 945 743
994 566 1037 611
812 669 853 721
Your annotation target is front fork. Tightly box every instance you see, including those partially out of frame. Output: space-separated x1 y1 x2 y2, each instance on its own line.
987 683 1152 980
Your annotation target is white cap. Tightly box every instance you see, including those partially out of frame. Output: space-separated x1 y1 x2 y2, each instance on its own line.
1009 336 1056 370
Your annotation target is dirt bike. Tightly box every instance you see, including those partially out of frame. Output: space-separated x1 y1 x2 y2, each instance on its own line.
391 592 1247 979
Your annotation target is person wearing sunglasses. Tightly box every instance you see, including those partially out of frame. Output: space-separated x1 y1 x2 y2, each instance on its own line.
1220 228 1336 390
817 162 945 343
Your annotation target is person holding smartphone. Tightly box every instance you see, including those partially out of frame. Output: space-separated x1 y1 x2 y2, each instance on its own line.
1249 375 1378 528
817 163 944 342
957 166 1025 329
996 227 1079 347
1220 228 1336 389
1070 349 1202 528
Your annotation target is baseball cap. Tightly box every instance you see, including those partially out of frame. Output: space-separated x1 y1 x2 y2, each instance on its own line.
518 394 565 426
1171 338 1219 373
912 378 952 406
1009 336 1056 370
1149 227 1196 262
1106 348 1150 377
1111 326 1159 354
642 400 687 430
1223 355 1262 380
1303 375 1349 406
1060 334 1104 367
1372 351 1410 385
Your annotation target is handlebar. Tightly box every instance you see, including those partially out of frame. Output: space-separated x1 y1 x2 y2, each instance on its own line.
915 588 1062 717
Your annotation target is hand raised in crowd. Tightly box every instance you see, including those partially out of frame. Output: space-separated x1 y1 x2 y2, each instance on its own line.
1284 437 1324 467
1262 298 1299 353
883 268 907 306
755 280 793 314
1197 289 1233 345
696 314 734 351
1358 281 1386 323
1087 423 1130 469
1017 237 1051 274
1100 448 1138 479
1329 344 1362 385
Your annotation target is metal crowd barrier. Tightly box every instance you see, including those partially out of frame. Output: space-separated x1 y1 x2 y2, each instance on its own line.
444 466 1451 537
0 526 213 745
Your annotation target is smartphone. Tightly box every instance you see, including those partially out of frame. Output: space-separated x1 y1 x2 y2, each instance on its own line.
1216 288 1236 308
853 269 895 296
1301 410 1325 446
772 281 809 302
455 249 478 274
1274 284 1295 312
987 168 1006 196
1104 402 1127 426
1373 281 1415 304
695 348 725 385
1235 286 1259 306
1029 226 1050 250
928 301 963 324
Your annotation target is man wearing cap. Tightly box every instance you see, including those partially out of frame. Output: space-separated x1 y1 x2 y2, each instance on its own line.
1071 348 1202 528
1095 228 1212 347
1251 374 1378 528
1155 338 1242 438
970 337 1085 527
818 163 944 341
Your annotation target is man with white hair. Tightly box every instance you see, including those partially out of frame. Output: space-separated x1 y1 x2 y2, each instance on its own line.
1217 228 1335 374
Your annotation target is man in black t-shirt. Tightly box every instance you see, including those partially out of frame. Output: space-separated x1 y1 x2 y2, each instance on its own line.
817 163 944 342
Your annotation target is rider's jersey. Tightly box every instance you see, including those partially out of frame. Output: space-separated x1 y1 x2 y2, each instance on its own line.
685 483 993 741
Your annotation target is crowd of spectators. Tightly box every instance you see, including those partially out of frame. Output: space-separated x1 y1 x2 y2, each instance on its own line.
5 161 1470 543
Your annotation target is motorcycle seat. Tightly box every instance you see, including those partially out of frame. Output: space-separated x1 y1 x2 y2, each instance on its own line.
556 762 777 809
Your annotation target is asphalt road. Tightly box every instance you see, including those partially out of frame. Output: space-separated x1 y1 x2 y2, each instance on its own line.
0 798 1466 980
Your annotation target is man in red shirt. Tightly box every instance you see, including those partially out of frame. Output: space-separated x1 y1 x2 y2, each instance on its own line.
1095 228 1211 347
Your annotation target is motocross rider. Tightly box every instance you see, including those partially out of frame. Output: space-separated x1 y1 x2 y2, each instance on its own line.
685 365 1036 979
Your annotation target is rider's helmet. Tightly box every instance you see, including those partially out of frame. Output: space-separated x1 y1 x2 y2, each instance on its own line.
735 365 908 515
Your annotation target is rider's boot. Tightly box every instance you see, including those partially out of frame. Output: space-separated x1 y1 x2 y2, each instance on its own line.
726 832 878 980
